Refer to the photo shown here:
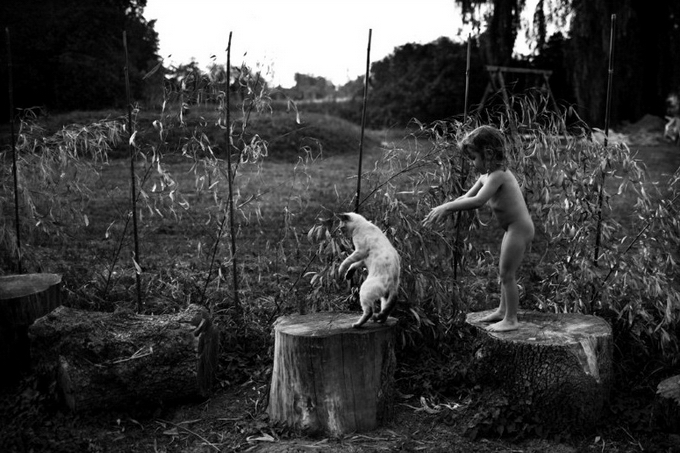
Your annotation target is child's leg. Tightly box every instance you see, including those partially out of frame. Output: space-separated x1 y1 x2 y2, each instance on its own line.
478 272 507 322
486 222 532 332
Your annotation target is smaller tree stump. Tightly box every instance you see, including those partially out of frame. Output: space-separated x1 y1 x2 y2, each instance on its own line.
0 273 63 385
268 312 397 436
29 303 219 412
653 375 680 433
466 310 613 434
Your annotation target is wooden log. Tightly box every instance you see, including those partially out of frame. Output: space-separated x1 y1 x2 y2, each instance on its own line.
268 312 397 436
28 303 219 412
466 310 613 434
653 375 680 433
0 273 63 385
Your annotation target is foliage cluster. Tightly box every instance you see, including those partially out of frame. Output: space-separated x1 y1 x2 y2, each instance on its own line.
0 114 125 270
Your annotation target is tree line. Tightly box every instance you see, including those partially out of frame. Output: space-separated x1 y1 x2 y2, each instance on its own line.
1 0 679 129
0 0 159 123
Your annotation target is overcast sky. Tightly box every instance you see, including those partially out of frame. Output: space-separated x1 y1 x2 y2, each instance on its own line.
142 0 482 88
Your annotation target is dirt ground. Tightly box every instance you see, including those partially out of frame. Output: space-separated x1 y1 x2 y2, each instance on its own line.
2 365 679 453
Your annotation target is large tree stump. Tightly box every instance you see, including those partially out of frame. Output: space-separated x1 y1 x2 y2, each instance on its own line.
268 312 397 436
466 310 613 434
0 273 63 385
653 375 680 433
29 303 219 412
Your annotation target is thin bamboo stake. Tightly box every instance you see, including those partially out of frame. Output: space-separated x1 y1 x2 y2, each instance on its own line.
354 29 372 214
594 14 617 266
454 33 473 280
224 32 240 311
463 33 472 122
5 27 22 274
123 31 143 310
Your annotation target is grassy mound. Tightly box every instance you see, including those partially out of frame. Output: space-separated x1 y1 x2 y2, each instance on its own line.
244 111 380 162
13 107 381 164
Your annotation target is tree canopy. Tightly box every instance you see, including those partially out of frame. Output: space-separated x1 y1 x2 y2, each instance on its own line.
366 37 487 128
0 0 160 121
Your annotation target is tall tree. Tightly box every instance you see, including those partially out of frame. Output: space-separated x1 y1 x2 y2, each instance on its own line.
458 0 526 65
568 0 680 125
0 0 159 120
457 0 680 125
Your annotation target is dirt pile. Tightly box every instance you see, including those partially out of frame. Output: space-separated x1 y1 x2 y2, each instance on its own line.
620 114 669 146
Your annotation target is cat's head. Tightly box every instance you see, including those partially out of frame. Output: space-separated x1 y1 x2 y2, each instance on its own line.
337 212 368 236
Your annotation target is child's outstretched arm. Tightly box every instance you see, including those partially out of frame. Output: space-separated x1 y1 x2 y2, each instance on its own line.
422 174 502 227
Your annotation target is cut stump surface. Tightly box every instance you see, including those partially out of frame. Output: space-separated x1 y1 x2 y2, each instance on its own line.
268 312 397 436
0 273 63 385
466 310 613 434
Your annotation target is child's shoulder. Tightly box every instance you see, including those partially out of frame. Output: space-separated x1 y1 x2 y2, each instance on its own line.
485 168 513 179
483 169 518 188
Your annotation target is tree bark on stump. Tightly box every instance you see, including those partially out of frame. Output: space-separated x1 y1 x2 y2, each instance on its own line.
0 273 63 385
29 303 219 412
653 375 680 433
268 312 397 436
466 310 613 434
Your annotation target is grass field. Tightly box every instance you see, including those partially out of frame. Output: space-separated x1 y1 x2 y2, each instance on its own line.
1 107 679 452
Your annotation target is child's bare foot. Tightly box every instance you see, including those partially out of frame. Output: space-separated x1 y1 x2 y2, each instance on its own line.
486 319 519 332
479 309 505 323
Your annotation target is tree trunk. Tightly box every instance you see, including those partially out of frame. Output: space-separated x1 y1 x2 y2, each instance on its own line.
268 312 397 436
466 310 613 435
0 273 62 385
29 303 219 412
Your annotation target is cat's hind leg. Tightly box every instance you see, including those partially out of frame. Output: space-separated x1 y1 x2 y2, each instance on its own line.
373 292 396 323
353 278 383 328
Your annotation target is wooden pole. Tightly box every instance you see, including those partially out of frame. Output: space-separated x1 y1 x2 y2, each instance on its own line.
123 31 143 310
594 14 617 266
5 28 22 274
354 29 372 214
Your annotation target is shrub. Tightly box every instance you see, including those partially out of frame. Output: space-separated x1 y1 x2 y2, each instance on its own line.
307 90 680 383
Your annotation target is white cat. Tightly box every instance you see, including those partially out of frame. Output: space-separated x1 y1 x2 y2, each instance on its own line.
337 212 400 328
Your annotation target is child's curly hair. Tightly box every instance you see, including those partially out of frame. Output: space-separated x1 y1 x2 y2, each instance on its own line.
461 125 507 173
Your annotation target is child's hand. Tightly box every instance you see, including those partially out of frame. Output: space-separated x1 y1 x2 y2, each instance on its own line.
422 205 449 228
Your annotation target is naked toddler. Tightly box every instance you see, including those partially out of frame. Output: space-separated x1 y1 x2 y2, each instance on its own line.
422 126 534 332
